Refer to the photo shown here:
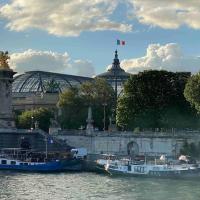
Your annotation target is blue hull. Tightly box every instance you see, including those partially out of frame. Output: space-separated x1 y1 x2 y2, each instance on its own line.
0 159 84 172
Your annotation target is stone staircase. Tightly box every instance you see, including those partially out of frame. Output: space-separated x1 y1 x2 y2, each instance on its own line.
36 129 72 152
0 128 72 152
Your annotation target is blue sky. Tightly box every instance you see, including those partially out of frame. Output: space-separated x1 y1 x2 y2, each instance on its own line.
1 0 200 76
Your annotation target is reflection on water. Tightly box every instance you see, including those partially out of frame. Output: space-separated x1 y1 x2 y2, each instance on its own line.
0 172 199 200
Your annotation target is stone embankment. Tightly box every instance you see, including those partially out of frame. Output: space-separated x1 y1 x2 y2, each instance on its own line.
55 130 200 157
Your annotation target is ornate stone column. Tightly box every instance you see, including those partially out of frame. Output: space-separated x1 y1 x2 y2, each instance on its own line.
86 106 94 135
0 51 16 128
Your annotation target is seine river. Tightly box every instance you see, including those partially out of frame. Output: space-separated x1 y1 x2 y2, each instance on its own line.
0 172 199 200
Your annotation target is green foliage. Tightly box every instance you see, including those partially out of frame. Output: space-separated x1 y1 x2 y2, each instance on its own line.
58 78 115 130
184 73 200 113
17 108 53 132
117 70 198 130
93 78 115 105
180 141 200 158
80 78 114 105
80 81 95 104
58 87 87 129
14 110 22 128
81 78 115 129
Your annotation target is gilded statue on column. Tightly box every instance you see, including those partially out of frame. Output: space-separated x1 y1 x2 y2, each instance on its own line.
0 51 10 69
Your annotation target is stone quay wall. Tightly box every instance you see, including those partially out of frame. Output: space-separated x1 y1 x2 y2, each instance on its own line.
0 129 66 151
1 128 200 158
56 130 200 157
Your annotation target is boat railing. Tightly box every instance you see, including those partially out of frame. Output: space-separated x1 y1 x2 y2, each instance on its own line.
0 152 57 163
0 148 74 164
0 149 50 163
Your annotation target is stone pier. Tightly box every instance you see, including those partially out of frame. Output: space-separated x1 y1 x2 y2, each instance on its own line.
0 52 16 128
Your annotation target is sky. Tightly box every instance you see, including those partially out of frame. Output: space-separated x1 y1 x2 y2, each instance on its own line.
1 0 200 77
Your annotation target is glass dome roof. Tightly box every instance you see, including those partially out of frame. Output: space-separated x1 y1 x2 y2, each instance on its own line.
12 71 92 93
97 50 131 79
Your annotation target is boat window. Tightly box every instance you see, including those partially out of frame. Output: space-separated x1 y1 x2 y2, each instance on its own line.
1 160 7 164
20 163 23 165
23 163 28 166
134 166 144 173
11 161 16 165
141 167 144 173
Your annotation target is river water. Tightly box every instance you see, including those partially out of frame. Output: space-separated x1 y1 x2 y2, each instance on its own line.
0 172 199 200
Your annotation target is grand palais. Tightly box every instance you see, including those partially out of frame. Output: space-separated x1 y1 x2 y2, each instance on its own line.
12 50 131 111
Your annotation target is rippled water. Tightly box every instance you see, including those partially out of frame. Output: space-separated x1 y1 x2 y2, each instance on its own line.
0 172 199 200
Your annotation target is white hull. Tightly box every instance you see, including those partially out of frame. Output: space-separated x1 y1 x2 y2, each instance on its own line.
106 162 200 178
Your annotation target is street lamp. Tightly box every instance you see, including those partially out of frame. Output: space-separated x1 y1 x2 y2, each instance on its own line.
31 116 34 130
102 102 107 131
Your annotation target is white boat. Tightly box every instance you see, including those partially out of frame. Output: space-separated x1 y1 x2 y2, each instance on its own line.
96 154 117 166
96 154 120 172
105 156 200 178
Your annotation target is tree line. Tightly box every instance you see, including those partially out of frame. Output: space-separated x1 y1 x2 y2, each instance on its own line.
117 70 200 130
16 70 200 132
16 78 114 131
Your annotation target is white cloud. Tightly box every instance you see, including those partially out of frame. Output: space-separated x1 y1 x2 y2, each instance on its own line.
10 49 71 74
128 0 200 29
0 0 132 36
121 43 200 74
1 0 200 35
9 49 95 77
72 60 95 77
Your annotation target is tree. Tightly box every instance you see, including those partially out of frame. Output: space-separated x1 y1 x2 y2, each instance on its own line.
92 78 114 105
17 108 53 132
58 78 115 130
117 70 198 130
180 141 200 158
80 81 95 105
58 87 87 129
80 78 115 130
184 73 200 113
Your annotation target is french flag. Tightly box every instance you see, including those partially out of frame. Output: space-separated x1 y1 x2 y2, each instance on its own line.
117 39 125 45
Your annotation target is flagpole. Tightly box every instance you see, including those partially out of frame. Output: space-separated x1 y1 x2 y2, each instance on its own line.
45 135 48 159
